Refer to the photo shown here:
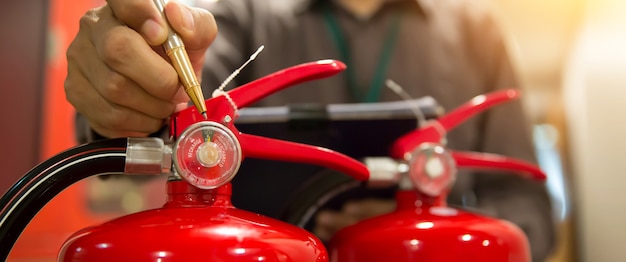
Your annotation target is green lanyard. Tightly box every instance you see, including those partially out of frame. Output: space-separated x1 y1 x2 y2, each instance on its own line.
322 5 403 103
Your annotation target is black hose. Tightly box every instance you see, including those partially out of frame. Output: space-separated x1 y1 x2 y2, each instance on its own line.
279 169 395 233
0 138 128 260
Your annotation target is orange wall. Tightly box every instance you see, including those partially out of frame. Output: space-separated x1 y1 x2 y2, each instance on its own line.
9 0 106 260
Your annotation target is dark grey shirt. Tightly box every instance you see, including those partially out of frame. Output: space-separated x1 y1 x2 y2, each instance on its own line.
199 0 554 260
202 0 532 164
76 0 554 260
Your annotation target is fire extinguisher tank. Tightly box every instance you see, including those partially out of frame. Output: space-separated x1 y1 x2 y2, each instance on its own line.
329 192 530 262
327 90 542 262
60 181 327 262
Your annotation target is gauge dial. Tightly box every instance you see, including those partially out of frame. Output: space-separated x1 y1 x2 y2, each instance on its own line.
408 143 456 196
173 121 242 189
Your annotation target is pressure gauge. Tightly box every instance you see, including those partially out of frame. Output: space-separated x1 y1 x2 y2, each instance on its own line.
408 143 456 197
173 121 242 189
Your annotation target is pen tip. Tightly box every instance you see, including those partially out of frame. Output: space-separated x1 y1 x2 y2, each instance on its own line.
201 112 208 119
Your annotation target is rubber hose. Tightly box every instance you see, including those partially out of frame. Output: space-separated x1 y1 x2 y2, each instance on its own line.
0 138 128 259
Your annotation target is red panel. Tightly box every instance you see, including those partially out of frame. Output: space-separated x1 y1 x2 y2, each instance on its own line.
8 0 107 261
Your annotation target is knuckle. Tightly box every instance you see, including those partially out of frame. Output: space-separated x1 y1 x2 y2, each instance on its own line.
66 41 79 62
66 38 90 66
99 27 134 66
71 10 102 62
63 78 80 105
100 71 130 101
79 8 99 32
64 72 90 107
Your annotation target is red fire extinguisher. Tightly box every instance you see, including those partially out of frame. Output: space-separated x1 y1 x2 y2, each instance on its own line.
328 89 547 262
0 60 370 261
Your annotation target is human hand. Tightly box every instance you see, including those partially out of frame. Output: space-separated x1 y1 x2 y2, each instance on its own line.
65 0 217 138
314 198 396 241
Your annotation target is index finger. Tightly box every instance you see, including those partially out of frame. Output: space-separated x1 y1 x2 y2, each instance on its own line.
106 0 168 45
91 6 181 101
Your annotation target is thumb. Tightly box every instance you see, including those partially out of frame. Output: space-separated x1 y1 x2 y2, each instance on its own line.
164 1 217 75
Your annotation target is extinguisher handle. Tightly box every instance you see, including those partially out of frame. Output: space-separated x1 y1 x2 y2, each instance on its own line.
170 60 346 137
228 59 346 108
390 89 521 159
439 89 521 132
452 150 546 181
239 134 369 181
170 59 369 183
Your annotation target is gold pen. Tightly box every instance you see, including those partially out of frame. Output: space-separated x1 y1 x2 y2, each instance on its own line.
153 0 207 119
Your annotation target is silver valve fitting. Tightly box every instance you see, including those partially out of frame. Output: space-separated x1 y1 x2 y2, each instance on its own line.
124 137 173 175
363 157 410 189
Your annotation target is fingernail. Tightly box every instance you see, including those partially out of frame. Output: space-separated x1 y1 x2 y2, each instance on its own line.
142 18 165 43
180 5 195 31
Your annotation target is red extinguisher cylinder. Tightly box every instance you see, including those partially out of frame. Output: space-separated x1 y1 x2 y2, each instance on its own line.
329 90 544 262
329 191 530 262
59 181 328 262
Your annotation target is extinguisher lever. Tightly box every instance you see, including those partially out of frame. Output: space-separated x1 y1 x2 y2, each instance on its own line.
451 150 546 181
238 133 369 181
390 89 521 159
228 60 346 109
439 89 520 131
170 60 347 138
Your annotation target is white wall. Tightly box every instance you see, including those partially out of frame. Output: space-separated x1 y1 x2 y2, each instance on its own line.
564 1 626 261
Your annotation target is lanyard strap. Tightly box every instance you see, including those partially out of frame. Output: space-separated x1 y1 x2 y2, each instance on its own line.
322 5 403 102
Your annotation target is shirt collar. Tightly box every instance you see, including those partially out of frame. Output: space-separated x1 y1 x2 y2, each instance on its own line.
292 0 431 17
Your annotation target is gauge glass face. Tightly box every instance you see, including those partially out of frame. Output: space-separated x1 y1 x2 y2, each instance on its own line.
408 143 456 196
174 122 242 189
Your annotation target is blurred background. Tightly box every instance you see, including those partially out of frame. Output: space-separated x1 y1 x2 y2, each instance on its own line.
0 0 624 261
